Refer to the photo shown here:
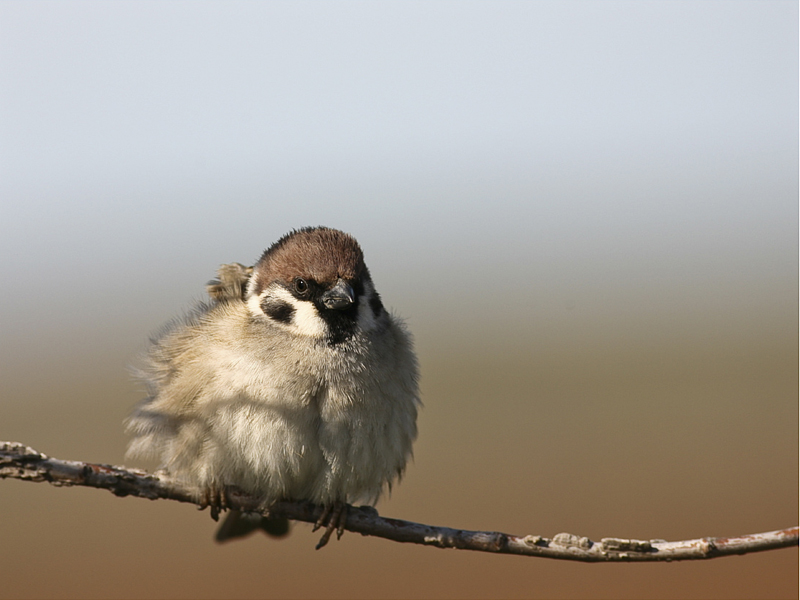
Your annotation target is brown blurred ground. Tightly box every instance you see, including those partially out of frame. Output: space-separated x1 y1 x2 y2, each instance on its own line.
1 314 796 599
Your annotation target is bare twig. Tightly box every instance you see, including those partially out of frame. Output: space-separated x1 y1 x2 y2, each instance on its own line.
1 441 796 562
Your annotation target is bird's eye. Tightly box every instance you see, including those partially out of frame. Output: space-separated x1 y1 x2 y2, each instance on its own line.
294 278 309 295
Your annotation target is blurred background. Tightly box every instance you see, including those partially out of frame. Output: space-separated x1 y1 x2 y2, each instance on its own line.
1 1 797 598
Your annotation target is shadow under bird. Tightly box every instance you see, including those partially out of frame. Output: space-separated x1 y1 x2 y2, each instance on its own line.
126 227 420 547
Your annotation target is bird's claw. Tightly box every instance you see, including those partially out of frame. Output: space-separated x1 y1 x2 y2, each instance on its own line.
313 501 348 549
197 483 230 522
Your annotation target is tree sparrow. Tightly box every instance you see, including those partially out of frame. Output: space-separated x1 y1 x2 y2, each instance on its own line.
126 227 420 547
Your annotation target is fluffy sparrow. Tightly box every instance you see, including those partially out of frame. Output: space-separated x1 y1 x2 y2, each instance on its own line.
126 227 420 547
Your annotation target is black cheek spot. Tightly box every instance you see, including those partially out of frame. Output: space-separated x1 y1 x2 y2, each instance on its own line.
369 293 385 318
261 297 296 324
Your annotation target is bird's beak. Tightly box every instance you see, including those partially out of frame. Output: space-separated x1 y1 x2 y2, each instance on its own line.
321 279 355 310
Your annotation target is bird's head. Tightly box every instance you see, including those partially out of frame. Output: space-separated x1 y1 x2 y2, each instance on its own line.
246 227 386 344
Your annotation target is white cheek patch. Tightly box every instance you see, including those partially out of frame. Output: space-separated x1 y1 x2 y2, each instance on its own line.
246 293 266 319
245 272 260 298
291 293 327 338
247 284 326 338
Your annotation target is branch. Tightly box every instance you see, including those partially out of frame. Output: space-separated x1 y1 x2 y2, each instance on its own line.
1 441 796 562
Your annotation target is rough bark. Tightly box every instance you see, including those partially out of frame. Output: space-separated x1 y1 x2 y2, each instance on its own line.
1 441 796 561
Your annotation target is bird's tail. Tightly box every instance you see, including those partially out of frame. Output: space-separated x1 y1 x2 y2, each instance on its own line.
214 510 290 542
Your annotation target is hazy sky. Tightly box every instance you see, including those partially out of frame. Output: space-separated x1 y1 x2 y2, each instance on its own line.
1 1 797 344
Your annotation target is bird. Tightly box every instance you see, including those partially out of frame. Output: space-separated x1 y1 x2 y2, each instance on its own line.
125 227 420 548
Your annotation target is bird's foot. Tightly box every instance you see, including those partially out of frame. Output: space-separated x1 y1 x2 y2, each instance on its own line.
312 501 348 549
197 483 230 522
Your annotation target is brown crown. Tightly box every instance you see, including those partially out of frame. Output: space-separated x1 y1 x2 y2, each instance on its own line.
251 227 366 295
